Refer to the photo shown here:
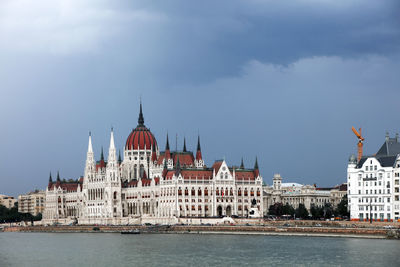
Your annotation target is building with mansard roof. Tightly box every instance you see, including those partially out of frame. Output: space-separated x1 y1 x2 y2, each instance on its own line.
43 103 264 225
347 133 400 222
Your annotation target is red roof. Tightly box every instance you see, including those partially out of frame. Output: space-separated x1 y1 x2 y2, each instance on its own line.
173 152 194 167
212 161 223 173
235 171 255 181
125 125 157 150
48 181 81 192
96 159 106 171
181 170 212 180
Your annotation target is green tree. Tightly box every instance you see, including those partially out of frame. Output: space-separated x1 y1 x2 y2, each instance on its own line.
323 203 333 219
282 203 295 216
295 204 309 219
335 195 350 217
268 203 284 216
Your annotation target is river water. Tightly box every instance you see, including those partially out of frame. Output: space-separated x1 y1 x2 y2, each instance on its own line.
0 232 399 266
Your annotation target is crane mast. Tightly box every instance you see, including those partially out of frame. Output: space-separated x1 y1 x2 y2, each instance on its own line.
351 126 364 162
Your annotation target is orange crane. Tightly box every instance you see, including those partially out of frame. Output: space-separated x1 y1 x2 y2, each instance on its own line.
352 126 364 162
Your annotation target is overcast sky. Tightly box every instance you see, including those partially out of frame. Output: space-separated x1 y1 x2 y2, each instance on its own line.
1 0 400 196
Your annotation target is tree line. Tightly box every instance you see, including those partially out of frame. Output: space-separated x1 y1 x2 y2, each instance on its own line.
0 203 42 224
267 195 350 219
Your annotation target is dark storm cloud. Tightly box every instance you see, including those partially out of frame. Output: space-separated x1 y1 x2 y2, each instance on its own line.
0 0 399 195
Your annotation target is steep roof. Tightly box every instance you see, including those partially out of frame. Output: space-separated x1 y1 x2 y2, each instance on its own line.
376 137 400 156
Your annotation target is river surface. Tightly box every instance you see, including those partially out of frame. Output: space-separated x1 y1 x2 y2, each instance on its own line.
0 232 399 266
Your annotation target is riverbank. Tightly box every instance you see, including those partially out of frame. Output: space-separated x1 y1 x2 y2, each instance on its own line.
3 224 399 239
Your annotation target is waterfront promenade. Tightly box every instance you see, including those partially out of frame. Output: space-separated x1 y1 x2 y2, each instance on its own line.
3 220 400 239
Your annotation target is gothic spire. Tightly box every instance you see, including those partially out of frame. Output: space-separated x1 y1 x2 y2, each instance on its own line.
240 158 244 169
118 150 122 164
101 146 104 161
166 133 170 151
175 155 181 176
196 135 202 160
49 172 53 183
254 157 259 177
183 137 187 152
88 131 93 153
57 171 61 182
138 100 144 126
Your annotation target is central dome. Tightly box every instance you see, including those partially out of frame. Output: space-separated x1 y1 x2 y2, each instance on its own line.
125 103 157 150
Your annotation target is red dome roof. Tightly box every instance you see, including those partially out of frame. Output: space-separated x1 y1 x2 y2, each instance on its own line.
125 125 157 150
125 103 157 150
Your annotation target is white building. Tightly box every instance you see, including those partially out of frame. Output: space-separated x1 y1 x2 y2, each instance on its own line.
347 133 400 222
263 174 346 214
43 104 264 225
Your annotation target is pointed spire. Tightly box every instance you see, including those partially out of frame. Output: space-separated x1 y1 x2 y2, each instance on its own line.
88 132 93 153
57 171 61 182
118 150 122 164
165 133 171 159
183 137 187 152
175 155 181 176
166 133 170 150
254 157 259 177
101 146 104 161
196 135 202 161
109 127 115 150
138 100 144 126
49 172 53 183
240 158 244 169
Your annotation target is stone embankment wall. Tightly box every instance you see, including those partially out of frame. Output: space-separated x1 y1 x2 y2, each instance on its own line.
4 224 398 238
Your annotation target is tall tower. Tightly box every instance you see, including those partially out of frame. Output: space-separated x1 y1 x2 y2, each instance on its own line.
106 128 122 218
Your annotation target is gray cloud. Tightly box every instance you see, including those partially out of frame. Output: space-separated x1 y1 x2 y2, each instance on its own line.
0 0 399 195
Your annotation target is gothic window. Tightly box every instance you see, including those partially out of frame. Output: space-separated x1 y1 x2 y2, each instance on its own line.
204 188 208 196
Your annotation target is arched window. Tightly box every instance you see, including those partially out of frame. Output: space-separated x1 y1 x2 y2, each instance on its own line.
244 188 248 197
191 188 195 196
178 187 182 196
225 173 228 179
185 188 188 196
204 188 208 196
216 188 220 196
238 188 242 196
198 188 202 196
114 191 117 200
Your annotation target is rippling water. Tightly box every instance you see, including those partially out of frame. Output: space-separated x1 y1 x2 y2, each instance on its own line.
1 232 399 266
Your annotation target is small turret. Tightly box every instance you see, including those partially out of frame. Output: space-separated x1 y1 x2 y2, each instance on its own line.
138 100 145 126
165 133 171 159
183 137 187 152
162 158 168 178
254 157 259 177
175 155 181 176
196 135 202 160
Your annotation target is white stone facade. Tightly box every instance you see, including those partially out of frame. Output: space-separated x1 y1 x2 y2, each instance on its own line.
43 105 263 225
347 134 400 222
